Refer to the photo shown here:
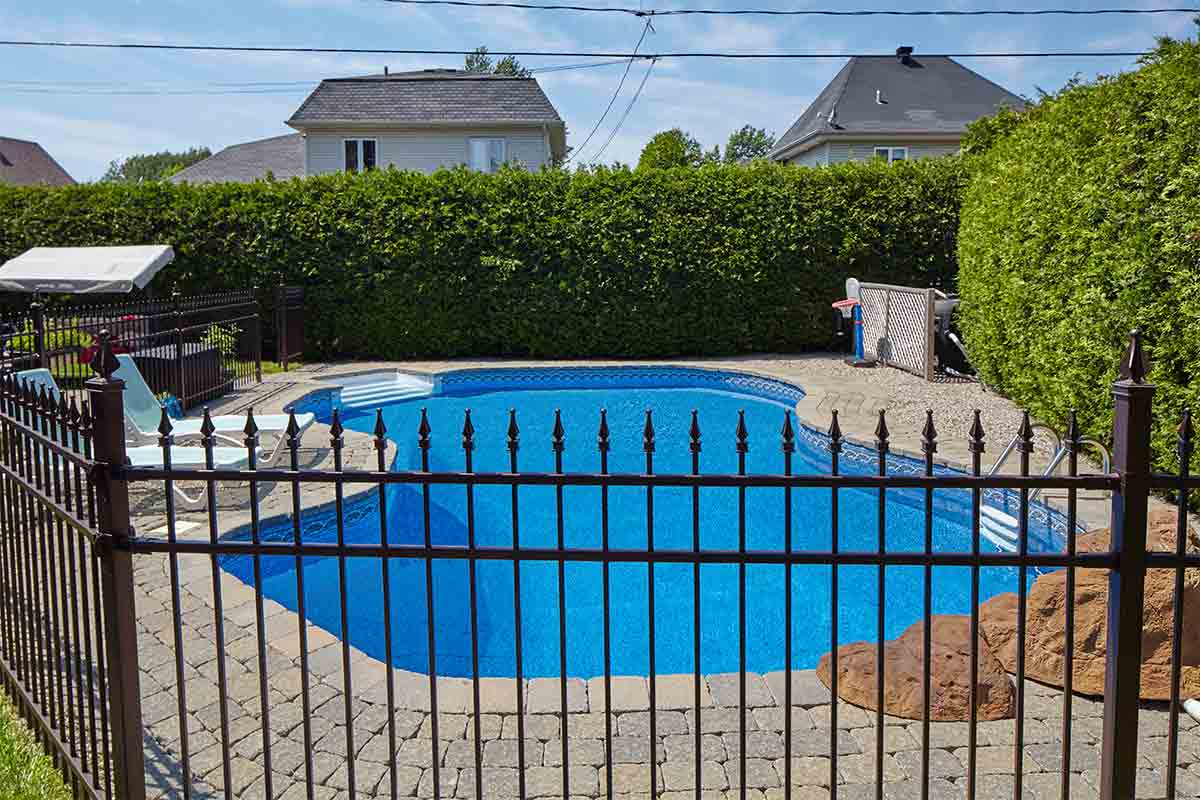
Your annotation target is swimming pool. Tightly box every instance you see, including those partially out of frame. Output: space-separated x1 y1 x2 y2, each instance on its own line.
220 367 1072 679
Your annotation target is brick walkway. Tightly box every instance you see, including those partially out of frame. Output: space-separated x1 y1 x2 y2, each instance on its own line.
126 356 1186 799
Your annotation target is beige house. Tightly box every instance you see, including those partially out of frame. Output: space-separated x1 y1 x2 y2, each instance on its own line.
769 46 1024 166
173 69 566 184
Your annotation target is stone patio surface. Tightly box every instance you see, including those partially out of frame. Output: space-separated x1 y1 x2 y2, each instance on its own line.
126 355 1182 799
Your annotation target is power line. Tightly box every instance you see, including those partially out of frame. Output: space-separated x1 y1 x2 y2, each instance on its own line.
589 56 657 164
0 61 624 95
0 40 1155 59
378 0 1200 16
566 18 653 164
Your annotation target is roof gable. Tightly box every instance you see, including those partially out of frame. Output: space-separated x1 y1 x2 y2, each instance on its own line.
288 70 564 127
771 53 1025 158
0 137 75 187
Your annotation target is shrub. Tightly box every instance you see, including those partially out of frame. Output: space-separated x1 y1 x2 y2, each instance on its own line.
0 159 965 360
957 34 1200 472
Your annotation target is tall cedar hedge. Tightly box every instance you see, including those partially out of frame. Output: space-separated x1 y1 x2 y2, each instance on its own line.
957 36 1200 472
0 160 963 359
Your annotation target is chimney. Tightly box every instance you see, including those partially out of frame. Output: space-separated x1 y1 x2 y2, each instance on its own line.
896 46 914 65
384 65 389 76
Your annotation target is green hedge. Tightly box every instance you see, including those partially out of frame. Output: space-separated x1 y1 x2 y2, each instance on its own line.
957 36 1200 470
0 159 964 359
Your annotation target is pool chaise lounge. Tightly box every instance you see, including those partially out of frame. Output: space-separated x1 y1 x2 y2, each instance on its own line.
113 354 315 460
14 367 250 505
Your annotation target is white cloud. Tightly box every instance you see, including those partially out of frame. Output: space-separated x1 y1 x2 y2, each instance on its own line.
0 107 179 180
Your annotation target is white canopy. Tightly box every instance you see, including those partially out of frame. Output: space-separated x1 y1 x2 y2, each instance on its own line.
0 245 174 294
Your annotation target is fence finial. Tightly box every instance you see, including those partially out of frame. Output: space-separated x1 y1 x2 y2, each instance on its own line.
552 409 565 454
689 409 701 454
643 409 655 454
1065 409 1082 453
781 411 795 454
1119 329 1148 384
1017 410 1035 454
598 409 611 453
968 409 985 454
157 406 174 439
828 409 843 453
330 408 344 447
90 329 120 380
921 409 937 455
736 410 749 454
243 408 259 446
874 409 890 452
507 409 519 453
462 409 475 452
416 408 430 451
374 409 388 450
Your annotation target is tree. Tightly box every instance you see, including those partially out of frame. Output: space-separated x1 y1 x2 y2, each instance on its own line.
637 129 711 170
464 46 530 78
102 147 211 183
723 126 775 163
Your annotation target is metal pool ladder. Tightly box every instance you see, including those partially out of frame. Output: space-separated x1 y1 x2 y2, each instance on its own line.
980 423 1112 552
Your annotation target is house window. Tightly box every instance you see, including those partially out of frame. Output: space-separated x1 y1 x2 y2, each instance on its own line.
469 138 507 173
873 146 908 164
343 139 377 173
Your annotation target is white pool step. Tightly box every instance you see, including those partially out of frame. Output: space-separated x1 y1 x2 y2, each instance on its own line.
980 505 1020 553
339 375 434 411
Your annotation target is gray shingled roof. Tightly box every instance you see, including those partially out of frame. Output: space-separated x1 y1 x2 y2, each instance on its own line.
287 70 563 126
0 137 75 186
169 134 304 184
770 51 1025 158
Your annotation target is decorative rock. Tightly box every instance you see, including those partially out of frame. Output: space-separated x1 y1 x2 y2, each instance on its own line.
815 615 1014 721
978 509 1200 701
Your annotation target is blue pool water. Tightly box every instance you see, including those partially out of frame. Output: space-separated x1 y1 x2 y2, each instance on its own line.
220 368 1070 679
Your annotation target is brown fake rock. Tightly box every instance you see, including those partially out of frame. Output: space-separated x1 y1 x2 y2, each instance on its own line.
978 509 1200 700
816 615 1014 721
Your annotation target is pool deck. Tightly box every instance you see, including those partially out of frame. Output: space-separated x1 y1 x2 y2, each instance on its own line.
128 354 1184 799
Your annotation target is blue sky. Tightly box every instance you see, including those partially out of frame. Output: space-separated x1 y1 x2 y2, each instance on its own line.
1 1 1195 180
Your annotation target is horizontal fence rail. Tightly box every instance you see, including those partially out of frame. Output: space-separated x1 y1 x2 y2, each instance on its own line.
0 331 1193 800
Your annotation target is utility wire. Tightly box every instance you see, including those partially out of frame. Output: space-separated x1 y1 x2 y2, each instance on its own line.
589 56 657 164
565 17 653 163
0 40 1155 58
0 61 625 95
377 0 1200 16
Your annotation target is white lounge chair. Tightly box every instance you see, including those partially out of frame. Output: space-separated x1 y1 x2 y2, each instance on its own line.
12 368 249 506
112 354 315 461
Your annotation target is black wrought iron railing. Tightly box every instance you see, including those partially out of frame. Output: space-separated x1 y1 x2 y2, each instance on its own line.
0 330 1193 800
0 289 263 410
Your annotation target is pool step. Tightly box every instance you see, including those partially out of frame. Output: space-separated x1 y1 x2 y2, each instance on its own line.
980 506 1020 552
340 376 434 411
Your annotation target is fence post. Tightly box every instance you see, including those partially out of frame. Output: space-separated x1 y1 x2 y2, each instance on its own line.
251 285 263 383
172 290 185 407
276 284 288 373
1099 329 1154 800
86 331 147 800
30 291 47 370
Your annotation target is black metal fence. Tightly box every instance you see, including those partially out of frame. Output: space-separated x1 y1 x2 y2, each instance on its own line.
0 331 1195 800
0 289 263 411
274 285 304 372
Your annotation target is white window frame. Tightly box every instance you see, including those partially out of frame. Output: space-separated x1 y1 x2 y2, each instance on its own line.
342 138 378 173
873 146 908 164
468 137 507 173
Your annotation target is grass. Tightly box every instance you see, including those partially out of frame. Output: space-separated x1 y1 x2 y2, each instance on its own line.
0 692 71 800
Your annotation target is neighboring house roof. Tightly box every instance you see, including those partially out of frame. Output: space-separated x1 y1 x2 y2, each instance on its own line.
770 48 1025 160
0 137 75 186
169 134 305 184
287 69 564 127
